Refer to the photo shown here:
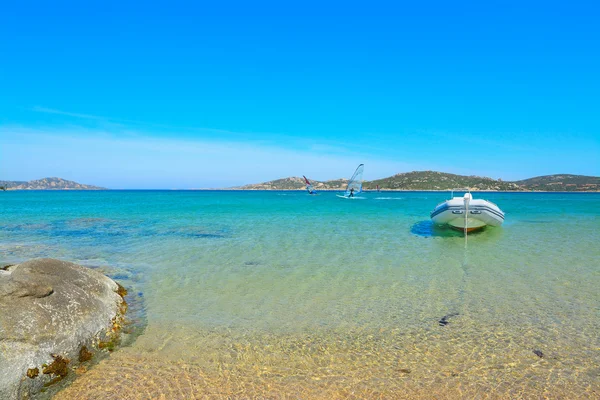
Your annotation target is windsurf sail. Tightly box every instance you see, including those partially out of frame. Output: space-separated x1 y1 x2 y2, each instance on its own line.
344 164 364 197
376 184 380 192
303 175 316 194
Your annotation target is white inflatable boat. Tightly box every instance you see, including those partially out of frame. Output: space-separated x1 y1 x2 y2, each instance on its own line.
430 191 504 232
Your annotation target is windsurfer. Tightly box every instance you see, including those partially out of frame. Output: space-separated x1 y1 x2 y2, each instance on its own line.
304 175 316 194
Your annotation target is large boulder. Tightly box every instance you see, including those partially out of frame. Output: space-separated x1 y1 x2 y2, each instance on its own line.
0 259 125 399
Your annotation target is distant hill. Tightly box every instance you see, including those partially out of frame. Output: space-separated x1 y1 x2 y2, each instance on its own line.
514 174 600 192
235 177 348 190
367 171 522 191
233 171 599 192
0 180 27 188
0 177 106 190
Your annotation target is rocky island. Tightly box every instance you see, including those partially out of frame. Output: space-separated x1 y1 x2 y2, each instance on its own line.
0 177 106 190
0 259 127 399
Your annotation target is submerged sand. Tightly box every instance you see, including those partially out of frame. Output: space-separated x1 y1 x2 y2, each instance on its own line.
56 325 599 399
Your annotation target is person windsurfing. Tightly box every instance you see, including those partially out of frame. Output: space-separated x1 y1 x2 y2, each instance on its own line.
337 164 364 199
303 175 316 194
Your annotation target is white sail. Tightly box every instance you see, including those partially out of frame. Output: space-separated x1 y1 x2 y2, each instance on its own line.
344 164 364 197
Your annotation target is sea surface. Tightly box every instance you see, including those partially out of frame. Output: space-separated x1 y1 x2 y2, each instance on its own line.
1 190 599 399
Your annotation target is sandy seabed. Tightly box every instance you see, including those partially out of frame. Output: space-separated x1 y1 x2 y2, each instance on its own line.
55 326 599 400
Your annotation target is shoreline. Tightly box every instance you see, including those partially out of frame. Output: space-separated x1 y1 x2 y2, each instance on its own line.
220 188 600 193
3 188 600 193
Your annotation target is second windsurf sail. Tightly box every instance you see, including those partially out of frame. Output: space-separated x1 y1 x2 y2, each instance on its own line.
303 175 317 194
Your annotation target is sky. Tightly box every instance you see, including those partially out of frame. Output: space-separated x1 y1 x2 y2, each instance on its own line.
1 1 598 188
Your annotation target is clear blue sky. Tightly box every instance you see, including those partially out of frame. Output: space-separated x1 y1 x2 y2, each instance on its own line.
1 1 598 188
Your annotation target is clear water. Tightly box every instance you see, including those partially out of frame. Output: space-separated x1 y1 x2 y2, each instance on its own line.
2 191 599 398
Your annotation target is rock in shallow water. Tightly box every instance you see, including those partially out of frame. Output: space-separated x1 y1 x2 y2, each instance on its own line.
0 258 125 399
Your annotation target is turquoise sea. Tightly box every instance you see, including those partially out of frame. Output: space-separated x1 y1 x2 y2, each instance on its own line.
2 191 599 399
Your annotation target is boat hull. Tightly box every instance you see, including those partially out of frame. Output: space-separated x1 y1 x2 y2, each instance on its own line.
430 198 504 231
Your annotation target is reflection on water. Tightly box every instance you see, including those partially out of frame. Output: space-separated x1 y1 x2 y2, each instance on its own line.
410 220 461 237
0 191 598 399
410 220 504 243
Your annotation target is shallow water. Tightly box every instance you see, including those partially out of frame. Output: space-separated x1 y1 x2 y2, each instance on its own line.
1 191 599 398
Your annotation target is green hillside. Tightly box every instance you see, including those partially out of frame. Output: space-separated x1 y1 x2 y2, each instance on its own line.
366 171 521 191
235 171 599 191
514 174 599 191
236 177 347 190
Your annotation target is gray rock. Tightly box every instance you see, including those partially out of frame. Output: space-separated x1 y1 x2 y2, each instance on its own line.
0 259 125 399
